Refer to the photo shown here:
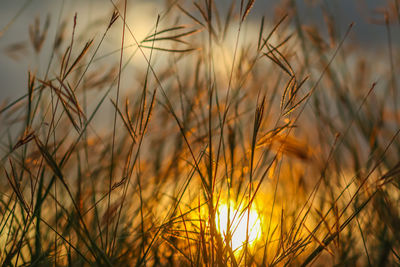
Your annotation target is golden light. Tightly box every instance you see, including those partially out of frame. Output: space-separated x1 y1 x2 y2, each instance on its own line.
215 201 262 252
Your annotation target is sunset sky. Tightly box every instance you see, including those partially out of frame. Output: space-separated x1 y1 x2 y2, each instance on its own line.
0 0 397 101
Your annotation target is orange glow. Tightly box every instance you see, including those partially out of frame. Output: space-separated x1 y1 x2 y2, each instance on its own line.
215 201 262 252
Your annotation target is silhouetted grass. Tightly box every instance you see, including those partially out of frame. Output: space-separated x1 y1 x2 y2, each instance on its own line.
1 0 400 266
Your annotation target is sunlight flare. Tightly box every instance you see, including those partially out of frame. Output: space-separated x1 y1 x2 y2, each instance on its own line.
215 201 262 252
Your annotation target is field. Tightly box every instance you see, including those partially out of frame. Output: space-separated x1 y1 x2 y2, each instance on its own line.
1 0 400 266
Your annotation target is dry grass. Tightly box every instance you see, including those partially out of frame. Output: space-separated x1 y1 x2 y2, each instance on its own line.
1 0 400 266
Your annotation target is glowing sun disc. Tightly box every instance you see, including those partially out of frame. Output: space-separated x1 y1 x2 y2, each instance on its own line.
215 202 261 251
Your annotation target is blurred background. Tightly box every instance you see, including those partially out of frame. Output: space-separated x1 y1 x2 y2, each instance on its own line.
1 0 399 103
1 1 400 265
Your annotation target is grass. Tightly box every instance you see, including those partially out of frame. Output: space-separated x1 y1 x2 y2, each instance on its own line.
1 0 400 266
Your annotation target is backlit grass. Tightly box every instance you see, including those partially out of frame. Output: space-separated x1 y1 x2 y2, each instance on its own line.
1 0 400 266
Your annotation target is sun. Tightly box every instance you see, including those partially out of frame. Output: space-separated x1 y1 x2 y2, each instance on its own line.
215 201 262 252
